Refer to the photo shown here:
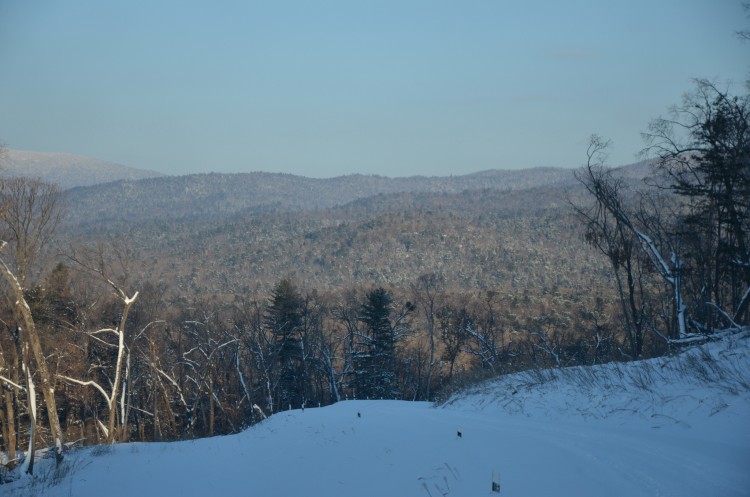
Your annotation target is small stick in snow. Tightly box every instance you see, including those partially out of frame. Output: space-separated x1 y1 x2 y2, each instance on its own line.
491 470 501 493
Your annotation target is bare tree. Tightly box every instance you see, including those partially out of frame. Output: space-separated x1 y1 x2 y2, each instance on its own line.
437 304 470 383
332 289 362 400
0 177 65 465
411 273 444 400
0 324 21 469
0 177 63 286
58 247 139 443
312 319 344 403
573 137 651 356
236 299 278 415
737 2 750 42
574 136 688 344
461 291 512 371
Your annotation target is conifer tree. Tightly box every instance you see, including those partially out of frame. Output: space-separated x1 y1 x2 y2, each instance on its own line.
354 288 412 399
266 279 305 410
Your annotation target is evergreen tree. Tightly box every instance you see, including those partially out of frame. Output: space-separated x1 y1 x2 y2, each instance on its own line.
266 278 305 410
353 288 410 399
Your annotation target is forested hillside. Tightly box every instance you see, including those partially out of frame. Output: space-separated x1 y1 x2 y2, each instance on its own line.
0 162 635 458
61 166 582 226
1 82 748 481
58 184 608 294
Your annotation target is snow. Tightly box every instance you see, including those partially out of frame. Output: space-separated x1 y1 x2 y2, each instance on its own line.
6 332 750 497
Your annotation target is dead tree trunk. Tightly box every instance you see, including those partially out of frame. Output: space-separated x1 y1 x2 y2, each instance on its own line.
0 244 65 461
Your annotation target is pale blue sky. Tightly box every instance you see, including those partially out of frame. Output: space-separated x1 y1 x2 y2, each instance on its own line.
0 0 747 177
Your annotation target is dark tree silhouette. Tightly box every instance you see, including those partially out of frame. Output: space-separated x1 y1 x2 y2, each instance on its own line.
643 80 750 328
266 279 305 410
353 288 413 399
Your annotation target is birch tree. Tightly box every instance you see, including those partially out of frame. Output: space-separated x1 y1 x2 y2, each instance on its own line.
58 249 139 443
0 177 65 464
0 325 21 469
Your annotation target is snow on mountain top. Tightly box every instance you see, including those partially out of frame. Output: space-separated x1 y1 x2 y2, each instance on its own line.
6 331 750 497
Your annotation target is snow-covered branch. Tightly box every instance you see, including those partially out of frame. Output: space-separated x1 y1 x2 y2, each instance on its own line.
57 374 110 405
0 374 26 391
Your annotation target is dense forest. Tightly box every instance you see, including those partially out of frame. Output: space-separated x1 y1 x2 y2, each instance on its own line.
0 79 747 478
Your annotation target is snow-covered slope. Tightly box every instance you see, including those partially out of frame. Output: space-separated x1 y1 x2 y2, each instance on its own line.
1 149 163 189
6 332 750 497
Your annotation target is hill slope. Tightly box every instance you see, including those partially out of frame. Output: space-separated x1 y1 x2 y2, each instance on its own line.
61 166 581 226
55 164 641 295
7 331 749 497
0 149 163 189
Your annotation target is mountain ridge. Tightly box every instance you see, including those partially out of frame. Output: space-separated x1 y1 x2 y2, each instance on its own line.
60 164 602 226
0 148 164 189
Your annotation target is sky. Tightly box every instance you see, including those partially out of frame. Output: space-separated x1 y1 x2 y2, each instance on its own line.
0 1 747 178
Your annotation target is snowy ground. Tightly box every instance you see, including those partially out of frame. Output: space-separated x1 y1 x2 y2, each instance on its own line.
6 331 750 497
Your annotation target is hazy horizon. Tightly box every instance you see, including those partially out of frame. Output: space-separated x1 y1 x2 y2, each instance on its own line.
1 1 747 178
6 146 612 180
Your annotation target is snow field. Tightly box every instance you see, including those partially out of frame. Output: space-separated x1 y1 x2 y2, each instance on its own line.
6 331 750 497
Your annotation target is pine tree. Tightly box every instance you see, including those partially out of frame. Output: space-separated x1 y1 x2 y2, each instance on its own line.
266 279 305 410
354 288 406 399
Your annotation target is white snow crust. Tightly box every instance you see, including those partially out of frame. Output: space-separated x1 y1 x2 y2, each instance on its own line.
6 331 749 497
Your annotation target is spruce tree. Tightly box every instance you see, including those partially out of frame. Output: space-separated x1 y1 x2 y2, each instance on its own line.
355 288 400 399
266 278 305 410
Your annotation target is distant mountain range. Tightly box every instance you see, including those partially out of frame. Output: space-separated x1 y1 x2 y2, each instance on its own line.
0 149 163 189
0 147 658 297
62 167 586 227
1 148 655 230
